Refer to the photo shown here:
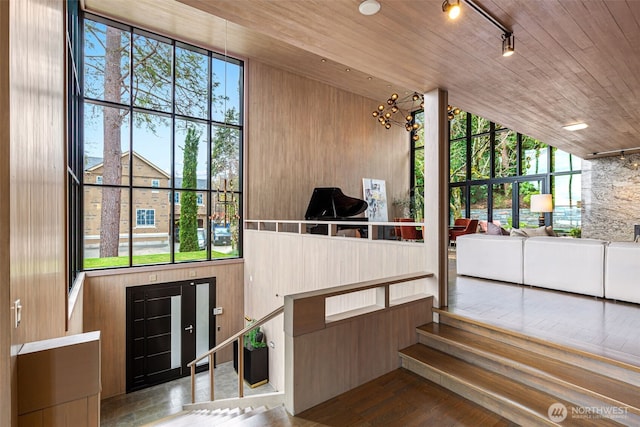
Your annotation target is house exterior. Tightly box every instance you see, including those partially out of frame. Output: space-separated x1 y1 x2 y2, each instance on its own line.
84 151 212 247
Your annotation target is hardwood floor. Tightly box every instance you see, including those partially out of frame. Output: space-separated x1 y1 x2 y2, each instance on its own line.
294 369 515 427
446 251 640 367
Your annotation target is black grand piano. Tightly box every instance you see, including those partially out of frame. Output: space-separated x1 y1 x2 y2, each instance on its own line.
304 187 368 236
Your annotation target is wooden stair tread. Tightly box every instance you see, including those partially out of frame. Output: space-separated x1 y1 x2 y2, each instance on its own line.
434 308 640 372
229 405 307 426
218 406 268 426
418 322 640 411
400 344 621 426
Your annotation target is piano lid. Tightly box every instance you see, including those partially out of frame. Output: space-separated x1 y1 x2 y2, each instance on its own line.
304 187 368 220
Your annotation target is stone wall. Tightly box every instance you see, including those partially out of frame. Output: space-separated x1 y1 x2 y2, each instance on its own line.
581 153 640 241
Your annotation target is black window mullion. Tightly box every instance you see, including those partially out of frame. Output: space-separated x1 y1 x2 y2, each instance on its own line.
127 27 134 268
170 40 176 264
206 51 213 260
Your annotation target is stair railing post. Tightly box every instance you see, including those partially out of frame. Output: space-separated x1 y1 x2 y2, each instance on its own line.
209 353 215 401
190 364 195 404
238 335 244 398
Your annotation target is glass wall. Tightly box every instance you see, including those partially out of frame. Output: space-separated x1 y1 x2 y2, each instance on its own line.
67 0 82 289
410 111 425 220
445 111 582 232
82 15 243 269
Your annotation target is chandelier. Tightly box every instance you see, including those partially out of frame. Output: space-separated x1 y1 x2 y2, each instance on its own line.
447 105 461 120
372 92 424 132
371 92 462 137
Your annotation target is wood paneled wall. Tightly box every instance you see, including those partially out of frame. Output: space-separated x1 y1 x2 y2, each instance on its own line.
83 261 244 398
2 1 66 426
243 230 435 393
246 60 410 220
285 296 433 414
0 1 12 425
9 0 67 344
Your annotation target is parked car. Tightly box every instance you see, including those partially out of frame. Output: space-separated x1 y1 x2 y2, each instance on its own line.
213 226 231 246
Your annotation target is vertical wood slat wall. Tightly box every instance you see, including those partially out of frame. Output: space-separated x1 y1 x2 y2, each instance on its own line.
244 229 434 393
0 0 11 424
246 60 411 221
2 0 67 426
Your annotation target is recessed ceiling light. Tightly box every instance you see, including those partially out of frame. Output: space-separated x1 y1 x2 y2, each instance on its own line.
345 68 351 72
359 0 381 16
321 58 327 63
562 123 588 131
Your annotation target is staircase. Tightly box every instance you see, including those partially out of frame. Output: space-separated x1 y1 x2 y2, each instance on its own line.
144 404 292 426
399 310 640 426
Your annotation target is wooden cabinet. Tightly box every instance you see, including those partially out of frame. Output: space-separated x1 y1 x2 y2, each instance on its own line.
17 331 101 427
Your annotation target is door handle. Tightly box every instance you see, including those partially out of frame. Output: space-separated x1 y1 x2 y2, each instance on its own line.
184 325 193 334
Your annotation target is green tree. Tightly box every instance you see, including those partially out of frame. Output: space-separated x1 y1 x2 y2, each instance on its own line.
179 127 200 252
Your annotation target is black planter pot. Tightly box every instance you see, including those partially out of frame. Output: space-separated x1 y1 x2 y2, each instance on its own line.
232 341 269 387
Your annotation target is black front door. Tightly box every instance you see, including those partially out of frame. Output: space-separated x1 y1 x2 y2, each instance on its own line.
126 278 216 392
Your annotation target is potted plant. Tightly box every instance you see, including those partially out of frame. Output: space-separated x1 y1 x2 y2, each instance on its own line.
233 317 269 387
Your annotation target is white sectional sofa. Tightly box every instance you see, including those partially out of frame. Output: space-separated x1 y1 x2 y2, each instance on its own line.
456 234 638 302
456 234 526 284
523 236 607 297
605 242 640 304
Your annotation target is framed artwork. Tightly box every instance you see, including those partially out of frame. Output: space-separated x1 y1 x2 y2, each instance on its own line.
362 178 388 222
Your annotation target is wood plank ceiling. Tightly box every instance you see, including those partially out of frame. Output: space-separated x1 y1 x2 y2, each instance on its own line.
83 0 640 159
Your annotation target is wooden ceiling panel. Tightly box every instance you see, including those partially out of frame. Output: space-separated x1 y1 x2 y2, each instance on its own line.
84 0 640 158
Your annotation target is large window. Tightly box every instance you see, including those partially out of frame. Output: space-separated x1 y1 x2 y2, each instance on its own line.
446 111 581 232
410 111 425 220
66 0 82 290
82 15 243 269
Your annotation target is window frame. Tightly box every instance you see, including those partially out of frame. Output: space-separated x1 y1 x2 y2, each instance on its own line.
80 13 244 270
408 110 582 231
135 208 156 228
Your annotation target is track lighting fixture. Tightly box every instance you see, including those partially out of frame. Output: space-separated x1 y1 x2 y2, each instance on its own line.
502 33 515 57
443 0 515 57
442 0 461 19
620 151 626 160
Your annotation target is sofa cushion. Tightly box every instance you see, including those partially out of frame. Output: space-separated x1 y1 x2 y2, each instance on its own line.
510 226 556 237
486 222 509 235
523 236 606 297
510 228 528 237
457 234 526 284
604 242 640 304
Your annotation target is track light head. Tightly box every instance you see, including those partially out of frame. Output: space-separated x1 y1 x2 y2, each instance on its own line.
502 32 515 57
442 0 461 19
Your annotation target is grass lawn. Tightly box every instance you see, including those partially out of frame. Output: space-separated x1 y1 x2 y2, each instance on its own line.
84 249 238 269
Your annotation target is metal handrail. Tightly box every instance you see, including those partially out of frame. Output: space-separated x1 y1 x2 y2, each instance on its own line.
187 305 284 404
